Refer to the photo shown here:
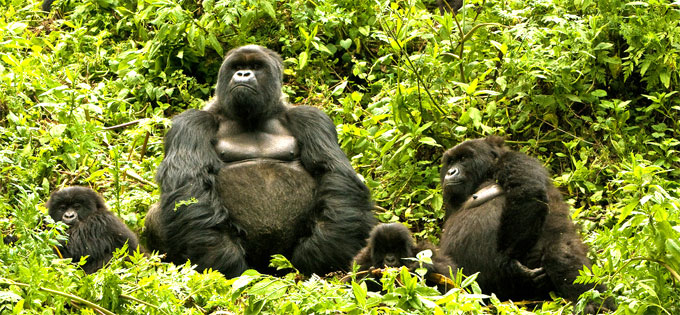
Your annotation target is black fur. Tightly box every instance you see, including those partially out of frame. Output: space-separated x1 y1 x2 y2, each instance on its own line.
353 223 452 274
46 186 141 274
437 0 463 14
146 45 376 278
439 136 615 313
42 0 54 11
2 235 17 245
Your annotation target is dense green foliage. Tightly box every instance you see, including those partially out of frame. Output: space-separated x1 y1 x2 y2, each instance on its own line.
1 0 679 313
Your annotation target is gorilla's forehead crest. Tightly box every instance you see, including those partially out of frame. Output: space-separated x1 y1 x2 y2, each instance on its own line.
224 45 284 77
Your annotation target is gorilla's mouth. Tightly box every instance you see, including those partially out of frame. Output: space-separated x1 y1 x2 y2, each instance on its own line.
230 84 257 93
444 180 465 187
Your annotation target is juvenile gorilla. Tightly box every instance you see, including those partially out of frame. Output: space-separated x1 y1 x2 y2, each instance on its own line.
439 136 614 313
47 186 141 274
353 223 453 290
353 223 451 274
145 45 375 277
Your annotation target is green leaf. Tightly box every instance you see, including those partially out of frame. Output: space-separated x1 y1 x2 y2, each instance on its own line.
466 78 478 95
12 299 24 314
332 81 348 96
339 39 352 50
431 193 443 212
565 94 582 103
660 71 670 89
592 89 607 97
618 200 638 224
352 281 367 307
298 51 308 70
461 272 479 288
260 0 276 20
208 33 223 56
419 137 440 147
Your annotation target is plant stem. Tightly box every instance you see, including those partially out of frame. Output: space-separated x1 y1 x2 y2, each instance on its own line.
0 278 115 315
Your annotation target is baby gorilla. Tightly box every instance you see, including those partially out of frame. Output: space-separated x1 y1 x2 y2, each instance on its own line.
353 223 452 290
47 187 141 273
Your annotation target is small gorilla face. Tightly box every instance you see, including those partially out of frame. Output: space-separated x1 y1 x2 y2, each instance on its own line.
216 45 284 122
369 223 415 268
47 187 104 226
441 137 504 207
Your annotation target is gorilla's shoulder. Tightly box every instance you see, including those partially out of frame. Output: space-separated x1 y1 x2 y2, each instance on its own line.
286 105 331 119
170 109 219 129
173 108 217 121
285 105 335 131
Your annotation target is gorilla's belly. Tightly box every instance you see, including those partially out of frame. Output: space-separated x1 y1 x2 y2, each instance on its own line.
442 197 505 288
216 159 316 255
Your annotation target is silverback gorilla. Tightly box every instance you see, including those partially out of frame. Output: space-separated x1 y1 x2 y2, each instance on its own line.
439 136 615 313
145 45 376 278
47 186 141 273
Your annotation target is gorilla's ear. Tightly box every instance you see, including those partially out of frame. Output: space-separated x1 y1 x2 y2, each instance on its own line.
486 135 505 148
92 192 108 213
486 136 506 159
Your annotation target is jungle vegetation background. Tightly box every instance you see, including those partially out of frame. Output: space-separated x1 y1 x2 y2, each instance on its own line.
0 0 679 313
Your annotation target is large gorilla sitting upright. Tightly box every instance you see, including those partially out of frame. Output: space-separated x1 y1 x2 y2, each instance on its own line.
145 45 376 278
439 136 615 313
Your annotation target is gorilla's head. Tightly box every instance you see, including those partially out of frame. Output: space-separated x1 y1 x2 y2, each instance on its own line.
368 223 416 268
214 45 285 127
440 136 506 210
46 187 106 226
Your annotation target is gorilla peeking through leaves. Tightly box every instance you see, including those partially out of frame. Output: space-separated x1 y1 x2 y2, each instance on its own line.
47 186 142 274
352 223 453 291
353 223 452 275
438 136 615 313
145 45 376 278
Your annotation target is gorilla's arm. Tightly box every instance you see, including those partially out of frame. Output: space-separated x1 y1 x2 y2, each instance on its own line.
414 242 455 276
285 106 377 274
352 246 374 271
494 151 550 259
284 106 354 174
156 109 223 192
154 109 248 277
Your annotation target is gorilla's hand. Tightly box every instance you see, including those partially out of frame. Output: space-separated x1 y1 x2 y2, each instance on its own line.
511 259 549 290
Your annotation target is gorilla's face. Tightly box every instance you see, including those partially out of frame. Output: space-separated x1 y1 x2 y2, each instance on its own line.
369 223 415 268
440 137 504 209
47 187 103 226
215 45 284 125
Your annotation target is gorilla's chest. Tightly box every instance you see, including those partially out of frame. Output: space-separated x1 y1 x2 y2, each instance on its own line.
214 118 299 162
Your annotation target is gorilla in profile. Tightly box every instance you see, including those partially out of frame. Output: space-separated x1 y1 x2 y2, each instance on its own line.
145 45 376 278
47 186 141 273
439 136 615 313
